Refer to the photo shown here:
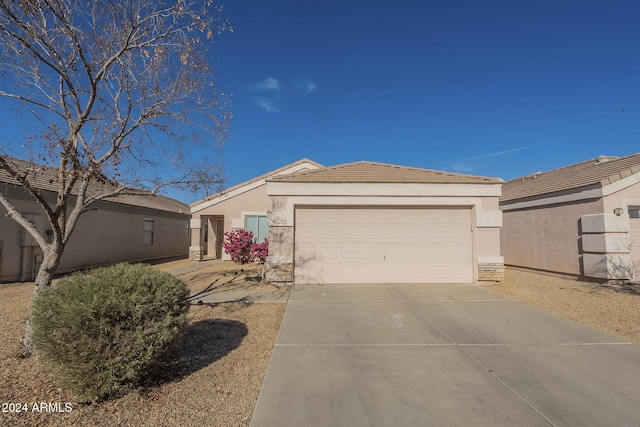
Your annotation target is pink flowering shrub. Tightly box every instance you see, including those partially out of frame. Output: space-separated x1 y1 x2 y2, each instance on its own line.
223 229 269 264
250 240 269 262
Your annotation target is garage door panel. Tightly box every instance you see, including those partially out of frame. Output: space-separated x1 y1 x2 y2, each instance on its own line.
295 207 473 284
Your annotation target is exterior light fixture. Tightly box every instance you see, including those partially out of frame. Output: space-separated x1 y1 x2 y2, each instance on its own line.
613 207 624 216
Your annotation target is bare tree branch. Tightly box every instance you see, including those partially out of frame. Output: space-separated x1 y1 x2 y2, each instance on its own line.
0 0 232 356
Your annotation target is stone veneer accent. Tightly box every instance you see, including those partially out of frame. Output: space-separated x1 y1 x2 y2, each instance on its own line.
477 262 504 282
189 246 204 261
265 262 293 283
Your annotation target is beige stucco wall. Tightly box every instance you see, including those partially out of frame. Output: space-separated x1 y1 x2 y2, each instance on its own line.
1 195 189 283
0 197 35 282
500 198 603 276
189 161 322 261
602 182 640 280
191 184 272 259
603 181 640 214
194 184 271 231
476 228 501 258
266 182 503 284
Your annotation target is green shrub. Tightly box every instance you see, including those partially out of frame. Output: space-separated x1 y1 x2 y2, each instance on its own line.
30 263 190 402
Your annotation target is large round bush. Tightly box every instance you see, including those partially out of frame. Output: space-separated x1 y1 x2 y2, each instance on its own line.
31 263 190 402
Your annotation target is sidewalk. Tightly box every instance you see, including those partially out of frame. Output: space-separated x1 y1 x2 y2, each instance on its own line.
166 259 221 277
192 288 290 304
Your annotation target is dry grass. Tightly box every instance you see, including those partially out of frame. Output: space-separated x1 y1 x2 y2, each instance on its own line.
0 260 285 427
486 267 640 344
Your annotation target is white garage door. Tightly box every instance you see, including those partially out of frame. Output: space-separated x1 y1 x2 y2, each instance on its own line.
294 207 474 284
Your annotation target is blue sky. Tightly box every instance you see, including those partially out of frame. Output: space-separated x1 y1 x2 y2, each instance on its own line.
1 1 638 203
180 0 640 203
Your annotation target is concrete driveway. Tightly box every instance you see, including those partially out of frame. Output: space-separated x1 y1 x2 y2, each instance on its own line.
250 283 640 427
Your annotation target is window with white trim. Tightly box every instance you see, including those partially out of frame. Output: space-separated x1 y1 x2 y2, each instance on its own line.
245 215 268 242
144 218 154 245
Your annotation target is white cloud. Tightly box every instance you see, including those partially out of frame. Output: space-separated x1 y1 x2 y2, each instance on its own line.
295 78 317 93
258 77 281 91
450 162 477 174
454 141 548 162
257 98 279 113
305 80 317 93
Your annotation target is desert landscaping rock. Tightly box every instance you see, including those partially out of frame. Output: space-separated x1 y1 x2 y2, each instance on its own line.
486 268 640 344
1 262 638 426
0 261 285 427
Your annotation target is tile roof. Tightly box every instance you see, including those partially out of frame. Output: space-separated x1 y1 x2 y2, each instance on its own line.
269 161 502 184
501 152 640 202
190 158 324 207
0 156 189 214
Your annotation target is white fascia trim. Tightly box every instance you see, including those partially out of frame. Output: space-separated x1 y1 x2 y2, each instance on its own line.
500 187 602 211
192 162 321 214
192 179 266 214
268 182 502 197
602 172 640 196
272 163 320 176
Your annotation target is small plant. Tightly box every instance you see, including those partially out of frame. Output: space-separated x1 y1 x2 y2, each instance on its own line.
223 229 269 264
30 263 190 402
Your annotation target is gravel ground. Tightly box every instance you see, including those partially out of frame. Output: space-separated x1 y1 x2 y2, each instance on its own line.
2 262 639 426
486 267 640 344
0 261 286 427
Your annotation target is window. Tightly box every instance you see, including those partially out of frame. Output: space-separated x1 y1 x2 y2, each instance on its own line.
245 215 268 242
630 209 640 219
144 218 154 245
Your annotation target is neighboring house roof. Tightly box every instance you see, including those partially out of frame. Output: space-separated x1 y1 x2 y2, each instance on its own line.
190 158 324 213
0 156 189 214
501 153 640 202
268 161 502 184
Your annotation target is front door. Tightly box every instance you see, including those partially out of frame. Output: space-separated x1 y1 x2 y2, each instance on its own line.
215 217 225 259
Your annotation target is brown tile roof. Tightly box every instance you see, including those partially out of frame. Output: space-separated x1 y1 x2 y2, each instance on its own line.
190 158 324 207
501 152 640 202
269 161 502 184
0 156 189 214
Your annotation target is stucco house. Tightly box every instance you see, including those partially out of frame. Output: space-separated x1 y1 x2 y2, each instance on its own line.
189 159 323 261
265 161 504 285
0 157 190 283
500 152 640 282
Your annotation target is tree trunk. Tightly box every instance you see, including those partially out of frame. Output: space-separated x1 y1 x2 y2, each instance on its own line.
19 247 62 358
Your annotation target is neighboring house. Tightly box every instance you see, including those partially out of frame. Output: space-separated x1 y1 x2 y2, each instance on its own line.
500 152 640 282
189 159 323 261
0 157 190 283
265 161 504 285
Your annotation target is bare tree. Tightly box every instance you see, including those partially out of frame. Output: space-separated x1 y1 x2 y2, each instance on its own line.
0 0 232 356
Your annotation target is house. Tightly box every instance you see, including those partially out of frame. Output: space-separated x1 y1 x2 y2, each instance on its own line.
0 157 190 283
500 152 640 282
189 159 323 261
264 161 504 284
